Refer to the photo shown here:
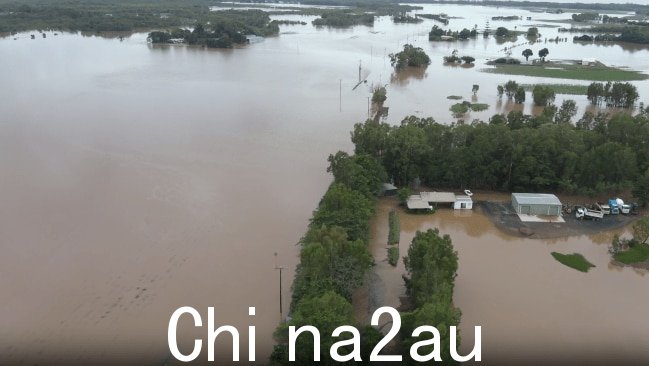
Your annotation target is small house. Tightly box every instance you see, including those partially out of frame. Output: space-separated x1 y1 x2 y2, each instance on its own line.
407 195 433 211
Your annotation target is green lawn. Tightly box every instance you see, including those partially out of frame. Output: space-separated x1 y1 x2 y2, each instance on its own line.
614 245 649 264
483 63 648 81
551 252 596 272
521 83 588 95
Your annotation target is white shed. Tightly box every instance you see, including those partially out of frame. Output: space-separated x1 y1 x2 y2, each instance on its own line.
454 195 473 210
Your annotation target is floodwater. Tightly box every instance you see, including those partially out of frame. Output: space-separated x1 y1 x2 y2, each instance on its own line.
365 198 649 365
1 3 649 365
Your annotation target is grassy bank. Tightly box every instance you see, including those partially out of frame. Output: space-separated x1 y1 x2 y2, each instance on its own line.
521 83 588 95
614 245 649 264
483 63 648 82
388 209 400 245
551 252 596 272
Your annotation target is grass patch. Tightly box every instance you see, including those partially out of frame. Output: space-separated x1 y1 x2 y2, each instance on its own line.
388 246 399 266
388 209 400 245
451 102 489 116
551 252 596 272
447 95 463 100
614 244 649 264
450 103 469 115
483 63 648 81
521 84 588 95
470 103 489 112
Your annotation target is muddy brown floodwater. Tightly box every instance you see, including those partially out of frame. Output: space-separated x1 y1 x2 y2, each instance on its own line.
2 3 649 365
362 198 649 365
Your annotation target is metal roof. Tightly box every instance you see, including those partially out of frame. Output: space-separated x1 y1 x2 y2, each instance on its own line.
407 196 432 210
420 191 456 203
455 195 473 201
512 193 562 206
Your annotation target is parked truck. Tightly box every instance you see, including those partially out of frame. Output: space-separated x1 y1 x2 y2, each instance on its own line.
608 199 620 215
575 207 604 220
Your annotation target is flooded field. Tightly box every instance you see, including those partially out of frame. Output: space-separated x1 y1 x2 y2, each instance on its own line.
1 2 649 364
364 198 649 365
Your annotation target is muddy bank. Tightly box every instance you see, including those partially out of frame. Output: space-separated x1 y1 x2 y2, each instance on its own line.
481 201 639 239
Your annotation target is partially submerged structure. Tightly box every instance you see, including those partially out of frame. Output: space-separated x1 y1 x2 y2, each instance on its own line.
407 195 433 211
511 193 562 216
408 191 473 210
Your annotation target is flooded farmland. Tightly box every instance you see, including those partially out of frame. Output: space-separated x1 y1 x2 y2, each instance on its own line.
363 198 649 365
1 2 649 365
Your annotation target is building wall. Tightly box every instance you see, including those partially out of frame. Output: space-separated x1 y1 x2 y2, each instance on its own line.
512 194 561 215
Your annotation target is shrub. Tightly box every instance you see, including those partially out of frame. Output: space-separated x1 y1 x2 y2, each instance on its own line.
388 247 400 266
388 210 400 245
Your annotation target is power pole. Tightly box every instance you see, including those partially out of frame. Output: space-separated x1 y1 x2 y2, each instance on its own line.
274 253 287 321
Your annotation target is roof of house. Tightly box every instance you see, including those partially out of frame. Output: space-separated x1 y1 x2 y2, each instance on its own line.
420 191 456 203
407 196 432 210
455 195 473 201
512 193 562 206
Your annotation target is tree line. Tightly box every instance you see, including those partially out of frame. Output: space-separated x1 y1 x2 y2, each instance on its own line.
351 111 649 197
270 151 387 365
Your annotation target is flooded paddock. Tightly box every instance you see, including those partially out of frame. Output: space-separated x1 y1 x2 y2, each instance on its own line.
1 2 649 364
362 198 649 365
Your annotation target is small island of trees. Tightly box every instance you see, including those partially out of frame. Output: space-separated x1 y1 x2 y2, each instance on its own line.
389 44 431 71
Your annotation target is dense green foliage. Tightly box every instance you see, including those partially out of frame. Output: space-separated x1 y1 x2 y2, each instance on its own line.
0 0 277 35
613 245 649 264
400 229 461 364
388 209 400 245
372 86 387 104
272 149 387 364
532 85 556 106
429 25 477 41
521 84 588 96
148 13 277 48
387 246 399 266
351 111 649 196
586 82 639 108
389 44 431 71
551 252 596 272
393 14 423 24
571 12 600 22
312 11 374 27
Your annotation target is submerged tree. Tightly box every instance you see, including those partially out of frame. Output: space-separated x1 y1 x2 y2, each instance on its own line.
522 48 533 61
389 44 431 71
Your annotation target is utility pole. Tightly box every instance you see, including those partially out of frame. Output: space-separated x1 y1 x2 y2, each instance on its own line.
274 252 287 321
358 60 362 84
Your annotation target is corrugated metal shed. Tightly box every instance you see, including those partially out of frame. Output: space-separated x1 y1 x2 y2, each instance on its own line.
512 193 562 216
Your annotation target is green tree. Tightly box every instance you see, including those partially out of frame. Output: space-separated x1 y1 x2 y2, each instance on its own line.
274 291 355 365
389 44 431 71
526 27 539 38
632 216 649 244
522 48 533 61
633 168 649 207
472 84 479 95
311 183 374 242
403 229 458 306
497 85 504 98
538 47 549 62
555 99 578 124
504 80 519 99
327 151 387 198
514 87 526 104
532 85 556 106
461 56 476 64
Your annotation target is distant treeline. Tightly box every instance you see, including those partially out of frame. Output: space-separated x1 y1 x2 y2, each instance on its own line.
0 0 283 34
351 111 649 197
566 25 649 45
